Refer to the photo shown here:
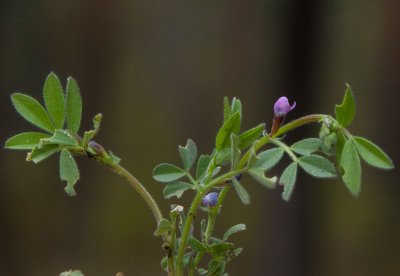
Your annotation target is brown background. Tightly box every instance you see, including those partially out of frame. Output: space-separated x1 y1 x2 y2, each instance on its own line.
0 1 399 275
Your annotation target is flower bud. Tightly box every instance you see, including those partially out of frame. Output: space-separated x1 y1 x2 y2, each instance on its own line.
202 192 219 208
273 97 296 117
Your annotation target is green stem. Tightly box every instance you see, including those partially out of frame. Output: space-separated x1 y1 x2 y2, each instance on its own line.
175 190 203 275
186 172 199 188
176 114 327 275
237 114 326 169
175 170 245 275
105 161 164 223
274 114 326 137
270 138 298 162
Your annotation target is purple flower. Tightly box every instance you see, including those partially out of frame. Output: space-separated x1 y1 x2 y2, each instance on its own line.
203 192 219 208
274 97 296 117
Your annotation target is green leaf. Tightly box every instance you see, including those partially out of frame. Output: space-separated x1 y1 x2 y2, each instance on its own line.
223 97 231 123
200 219 207 242
183 252 193 268
208 258 226 275
59 149 80 196
223 223 246 240
196 155 212 181
59 270 84 276
188 236 207 252
215 112 241 151
197 268 208 275
154 218 172 236
11 93 55 133
39 129 78 147
209 242 234 256
231 134 240 169
215 148 231 165
280 162 298 201
65 77 82 134
238 123 265 150
163 181 193 199
153 163 186 182
232 177 250 205
252 147 284 170
341 139 362 196
352 136 394 169
298 155 337 178
5 132 50 150
291 138 322 155
335 131 347 165
27 144 59 163
82 114 102 147
248 169 277 189
160 256 168 272
178 139 197 171
43 72 65 129
108 151 121 165
231 97 242 120
335 84 355 127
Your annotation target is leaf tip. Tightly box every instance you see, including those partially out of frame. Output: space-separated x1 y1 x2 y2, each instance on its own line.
64 185 77 197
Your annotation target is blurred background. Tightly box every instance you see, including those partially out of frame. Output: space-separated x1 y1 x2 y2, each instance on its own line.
1 0 399 275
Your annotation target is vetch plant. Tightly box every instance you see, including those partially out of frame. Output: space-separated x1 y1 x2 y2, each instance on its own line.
5 73 394 276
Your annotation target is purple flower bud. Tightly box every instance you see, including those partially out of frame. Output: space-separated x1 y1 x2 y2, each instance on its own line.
273 97 296 117
203 192 219 208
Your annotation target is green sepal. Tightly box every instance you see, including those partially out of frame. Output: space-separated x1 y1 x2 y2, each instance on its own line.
153 163 186 183
43 72 65 129
280 162 298 201
65 77 82 134
290 138 322 155
298 155 337 178
340 139 361 196
11 93 55 133
352 136 394 169
335 84 355 127
232 177 250 205
223 223 246 240
178 139 197 171
154 219 172 236
5 132 50 150
163 181 194 199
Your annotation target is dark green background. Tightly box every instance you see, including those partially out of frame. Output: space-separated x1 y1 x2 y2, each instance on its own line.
1 1 399 275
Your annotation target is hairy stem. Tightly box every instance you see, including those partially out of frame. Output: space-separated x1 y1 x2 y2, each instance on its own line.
175 170 245 275
176 114 327 275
